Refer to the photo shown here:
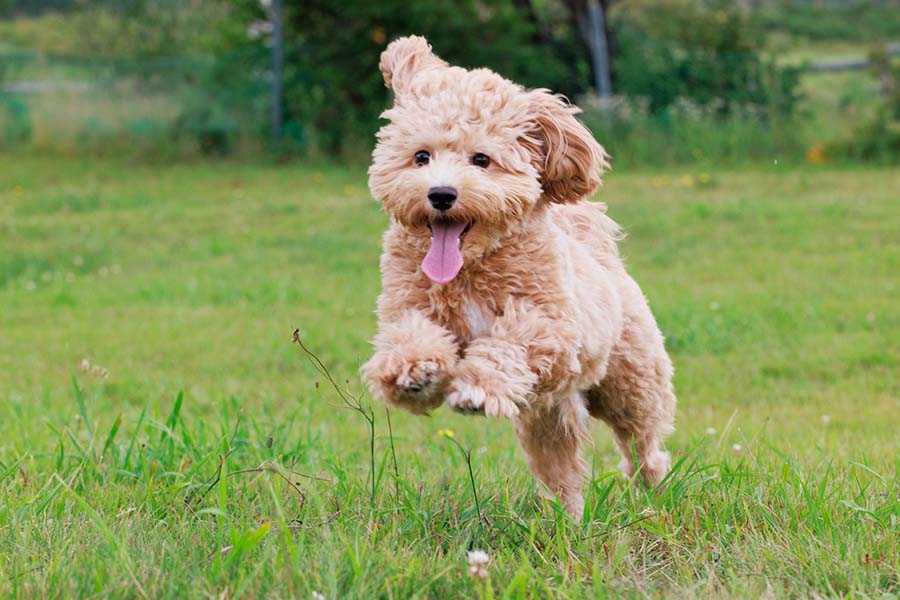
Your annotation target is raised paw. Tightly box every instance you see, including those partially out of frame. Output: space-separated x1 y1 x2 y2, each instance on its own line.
396 360 442 395
446 380 521 419
361 352 452 414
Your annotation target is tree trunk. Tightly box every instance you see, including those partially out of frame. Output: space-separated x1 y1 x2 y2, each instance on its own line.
586 1 612 101
564 0 615 120
271 0 284 143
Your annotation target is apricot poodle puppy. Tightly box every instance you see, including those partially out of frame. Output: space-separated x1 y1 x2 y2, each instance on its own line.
361 36 676 519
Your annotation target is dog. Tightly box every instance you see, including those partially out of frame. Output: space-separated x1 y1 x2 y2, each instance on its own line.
361 36 676 519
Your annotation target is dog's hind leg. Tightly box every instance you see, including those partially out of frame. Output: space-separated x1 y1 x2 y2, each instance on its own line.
586 321 676 488
515 395 590 520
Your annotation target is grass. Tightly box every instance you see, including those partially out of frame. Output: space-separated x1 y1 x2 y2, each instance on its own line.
0 156 898 598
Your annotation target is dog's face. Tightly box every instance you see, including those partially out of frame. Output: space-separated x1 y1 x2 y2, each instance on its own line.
369 36 609 284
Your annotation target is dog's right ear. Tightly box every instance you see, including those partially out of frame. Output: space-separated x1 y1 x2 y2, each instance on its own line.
379 36 447 96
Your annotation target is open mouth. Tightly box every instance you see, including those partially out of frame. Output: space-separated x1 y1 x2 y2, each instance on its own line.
422 219 472 284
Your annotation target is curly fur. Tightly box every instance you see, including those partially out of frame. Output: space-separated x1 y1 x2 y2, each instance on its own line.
361 36 676 519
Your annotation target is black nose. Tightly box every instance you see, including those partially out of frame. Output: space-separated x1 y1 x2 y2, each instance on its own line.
428 186 457 211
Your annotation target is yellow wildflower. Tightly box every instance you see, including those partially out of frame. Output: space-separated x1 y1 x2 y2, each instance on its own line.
806 142 826 164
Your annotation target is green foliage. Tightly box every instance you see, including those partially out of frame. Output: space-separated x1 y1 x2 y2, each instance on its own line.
0 0 890 163
579 96 810 168
0 60 32 147
173 105 236 156
1 0 228 57
224 0 589 155
6 0 75 16
0 96 31 145
757 0 900 42
839 46 900 163
611 0 801 117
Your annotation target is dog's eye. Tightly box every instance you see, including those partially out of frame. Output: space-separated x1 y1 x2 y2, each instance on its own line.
471 153 491 168
414 150 430 166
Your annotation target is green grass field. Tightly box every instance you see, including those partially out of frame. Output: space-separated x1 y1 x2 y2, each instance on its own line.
1 156 898 598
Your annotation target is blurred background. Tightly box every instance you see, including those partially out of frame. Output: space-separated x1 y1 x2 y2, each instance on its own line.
1 0 898 167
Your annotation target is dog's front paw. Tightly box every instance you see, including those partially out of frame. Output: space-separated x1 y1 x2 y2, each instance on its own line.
362 353 450 414
396 360 443 395
445 349 535 419
446 379 521 419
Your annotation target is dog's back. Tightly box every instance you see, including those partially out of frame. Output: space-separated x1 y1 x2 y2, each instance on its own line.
551 202 623 271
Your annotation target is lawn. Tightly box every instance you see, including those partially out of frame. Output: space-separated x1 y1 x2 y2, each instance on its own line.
0 156 898 598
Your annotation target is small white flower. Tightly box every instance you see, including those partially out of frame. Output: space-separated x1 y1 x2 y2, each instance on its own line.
24 280 36 290
65 272 75 282
821 415 831 425
312 592 325 600
467 550 490 579
468 565 487 579
732 444 742 452
709 301 720 311
865 312 875 323
99 266 109 278
89 364 110 379
80 358 91 372
705 427 717 435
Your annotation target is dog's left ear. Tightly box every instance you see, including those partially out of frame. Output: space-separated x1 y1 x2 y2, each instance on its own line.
525 90 610 204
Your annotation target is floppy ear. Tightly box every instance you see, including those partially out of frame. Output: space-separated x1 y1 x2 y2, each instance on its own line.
379 35 448 95
526 90 610 204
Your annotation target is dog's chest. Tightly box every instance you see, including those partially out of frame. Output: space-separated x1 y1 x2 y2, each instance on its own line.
425 282 498 341
462 299 494 339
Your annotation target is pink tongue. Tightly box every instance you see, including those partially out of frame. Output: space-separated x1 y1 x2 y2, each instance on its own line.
422 221 467 284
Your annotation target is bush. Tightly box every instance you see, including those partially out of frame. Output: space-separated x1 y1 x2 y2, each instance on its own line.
832 46 900 163
0 94 32 147
0 61 33 148
580 95 810 167
173 105 237 156
610 0 801 118
756 1 900 42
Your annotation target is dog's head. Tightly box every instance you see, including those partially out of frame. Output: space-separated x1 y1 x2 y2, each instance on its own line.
369 36 609 284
